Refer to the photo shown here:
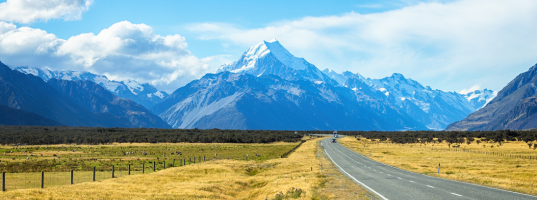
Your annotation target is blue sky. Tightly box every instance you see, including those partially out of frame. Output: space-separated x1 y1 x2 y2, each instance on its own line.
22 0 419 57
0 0 536 93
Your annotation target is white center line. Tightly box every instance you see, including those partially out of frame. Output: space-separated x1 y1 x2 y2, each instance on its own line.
409 181 415 183
397 177 402 179
387 174 391 176
451 193 462 197
426 185 434 188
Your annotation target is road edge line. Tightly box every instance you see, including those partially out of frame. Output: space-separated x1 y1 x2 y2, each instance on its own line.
324 148 389 200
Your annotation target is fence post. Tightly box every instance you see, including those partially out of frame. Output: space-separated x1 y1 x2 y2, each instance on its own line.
41 171 44 189
153 161 155 171
438 162 441 174
112 165 115 178
204 156 206 162
128 164 131 175
93 167 95 181
2 172 4 191
173 159 175 167
163 161 166 169
142 163 145 174
70 170 73 185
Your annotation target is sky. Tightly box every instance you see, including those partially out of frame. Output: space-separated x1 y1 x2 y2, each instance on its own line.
0 0 536 93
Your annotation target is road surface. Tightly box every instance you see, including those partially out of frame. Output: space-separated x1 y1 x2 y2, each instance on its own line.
321 138 537 200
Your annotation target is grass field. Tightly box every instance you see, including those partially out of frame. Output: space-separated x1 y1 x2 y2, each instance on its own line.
0 142 300 173
0 137 374 199
339 136 537 195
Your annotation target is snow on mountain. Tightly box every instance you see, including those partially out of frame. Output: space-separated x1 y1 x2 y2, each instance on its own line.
460 89 497 109
14 67 168 109
321 69 477 130
218 39 338 85
447 63 537 131
152 72 426 130
322 69 346 86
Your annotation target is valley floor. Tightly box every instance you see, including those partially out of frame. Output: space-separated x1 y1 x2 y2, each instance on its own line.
339 137 537 196
0 138 371 199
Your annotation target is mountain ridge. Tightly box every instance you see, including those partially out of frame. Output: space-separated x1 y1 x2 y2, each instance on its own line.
15 67 168 109
446 63 537 131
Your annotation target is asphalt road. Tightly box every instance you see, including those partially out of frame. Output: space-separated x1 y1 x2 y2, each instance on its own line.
321 138 537 200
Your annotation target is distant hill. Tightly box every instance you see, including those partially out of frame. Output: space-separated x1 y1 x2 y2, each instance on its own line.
446 63 537 131
0 61 169 128
0 105 63 126
48 79 171 128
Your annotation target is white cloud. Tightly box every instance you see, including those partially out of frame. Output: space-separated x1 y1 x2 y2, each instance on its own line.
0 21 220 92
188 0 537 92
0 0 92 24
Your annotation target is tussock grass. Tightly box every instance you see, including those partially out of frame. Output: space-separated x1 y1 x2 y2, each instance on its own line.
339 137 537 195
0 138 372 199
0 142 299 173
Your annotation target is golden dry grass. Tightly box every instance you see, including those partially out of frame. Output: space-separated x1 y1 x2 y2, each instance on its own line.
0 138 372 200
339 136 537 195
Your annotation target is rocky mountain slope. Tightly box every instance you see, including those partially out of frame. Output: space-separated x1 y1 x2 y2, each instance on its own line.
0 105 63 126
48 79 171 128
321 69 492 130
15 67 168 109
446 64 537 131
152 72 425 130
0 61 169 128
153 40 426 130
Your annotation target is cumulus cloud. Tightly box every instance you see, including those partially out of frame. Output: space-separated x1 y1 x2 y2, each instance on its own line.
0 0 92 24
0 21 219 92
188 0 537 92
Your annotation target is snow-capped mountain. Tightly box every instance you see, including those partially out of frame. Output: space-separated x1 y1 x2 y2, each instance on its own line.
0 61 169 128
153 40 426 130
460 89 497 109
151 72 425 130
218 39 338 85
15 67 168 109
322 70 478 130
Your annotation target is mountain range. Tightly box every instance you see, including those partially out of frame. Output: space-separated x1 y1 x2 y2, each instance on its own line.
15 67 168 109
0 61 170 128
322 69 496 130
3 39 507 131
151 40 495 130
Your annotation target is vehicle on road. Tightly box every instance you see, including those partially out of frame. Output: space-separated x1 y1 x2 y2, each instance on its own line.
332 138 337 143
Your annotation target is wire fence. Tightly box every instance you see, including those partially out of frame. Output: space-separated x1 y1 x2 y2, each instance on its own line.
1 158 205 191
427 146 537 160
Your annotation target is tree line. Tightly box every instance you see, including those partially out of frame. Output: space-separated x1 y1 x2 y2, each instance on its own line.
299 130 537 148
0 126 303 145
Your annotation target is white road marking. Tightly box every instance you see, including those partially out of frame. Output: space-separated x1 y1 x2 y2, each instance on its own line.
397 177 402 179
326 140 537 199
409 181 415 183
387 174 391 176
451 193 462 197
427 185 435 188
324 149 389 200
